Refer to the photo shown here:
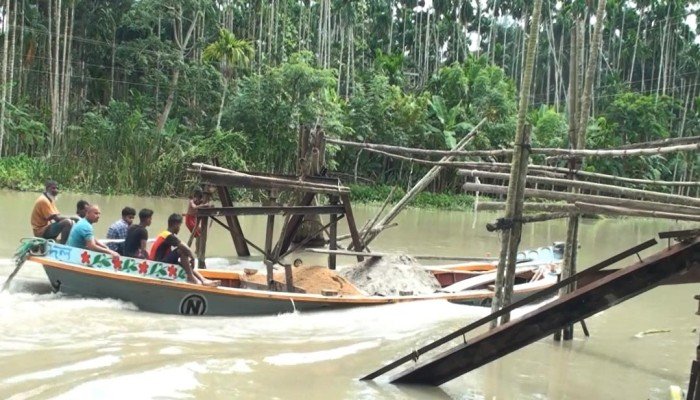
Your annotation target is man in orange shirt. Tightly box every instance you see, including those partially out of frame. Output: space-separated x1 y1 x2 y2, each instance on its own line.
30 180 73 244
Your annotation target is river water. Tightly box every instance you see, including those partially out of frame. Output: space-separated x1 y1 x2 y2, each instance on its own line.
0 189 697 399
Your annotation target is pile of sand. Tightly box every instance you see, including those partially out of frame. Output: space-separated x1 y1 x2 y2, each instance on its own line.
338 254 441 296
241 265 364 296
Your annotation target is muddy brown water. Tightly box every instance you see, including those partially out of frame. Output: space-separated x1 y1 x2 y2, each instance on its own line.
0 189 697 399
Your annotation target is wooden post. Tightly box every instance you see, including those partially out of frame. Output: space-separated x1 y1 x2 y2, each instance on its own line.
490 0 542 328
196 216 208 269
216 185 251 256
340 193 365 261
328 195 339 270
265 215 275 289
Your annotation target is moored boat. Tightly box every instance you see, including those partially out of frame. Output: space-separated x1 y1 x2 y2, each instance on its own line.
27 242 559 316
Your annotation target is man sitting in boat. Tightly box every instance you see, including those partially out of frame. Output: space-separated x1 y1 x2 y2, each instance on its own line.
74 199 90 221
67 205 119 257
30 180 74 244
106 207 136 254
149 213 219 286
123 208 153 259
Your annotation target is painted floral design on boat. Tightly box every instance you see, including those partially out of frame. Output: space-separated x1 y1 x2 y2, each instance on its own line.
64 246 186 281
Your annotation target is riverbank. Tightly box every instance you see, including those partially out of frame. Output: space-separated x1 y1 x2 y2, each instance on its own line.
0 155 476 211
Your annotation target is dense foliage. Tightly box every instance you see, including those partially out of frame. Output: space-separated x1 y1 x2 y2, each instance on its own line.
0 0 698 198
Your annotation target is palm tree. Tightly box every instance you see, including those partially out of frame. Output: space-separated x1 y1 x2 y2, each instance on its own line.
203 28 254 131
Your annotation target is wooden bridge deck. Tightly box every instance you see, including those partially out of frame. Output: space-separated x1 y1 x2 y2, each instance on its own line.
388 236 700 386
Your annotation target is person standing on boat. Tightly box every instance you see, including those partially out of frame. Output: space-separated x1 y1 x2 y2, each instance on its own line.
123 208 153 259
149 213 219 286
30 180 73 244
184 187 212 237
67 205 119 257
106 207 136 254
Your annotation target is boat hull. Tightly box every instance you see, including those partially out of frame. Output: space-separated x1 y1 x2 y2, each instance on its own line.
41 263 368 316
28 242 558 316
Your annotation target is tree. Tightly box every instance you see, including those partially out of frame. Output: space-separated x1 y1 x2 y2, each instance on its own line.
203 28 254 131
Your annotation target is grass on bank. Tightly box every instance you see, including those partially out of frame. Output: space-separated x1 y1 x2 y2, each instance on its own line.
0 155 477 211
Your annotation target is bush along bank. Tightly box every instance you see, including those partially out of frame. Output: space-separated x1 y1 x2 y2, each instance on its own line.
0 157 476 211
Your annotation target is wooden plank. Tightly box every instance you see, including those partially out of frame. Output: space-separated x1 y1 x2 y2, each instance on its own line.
659 229 700 240
197 205 346 217
361 239 657 381
390 237 700 385
216 185 250 256
340 193 365 261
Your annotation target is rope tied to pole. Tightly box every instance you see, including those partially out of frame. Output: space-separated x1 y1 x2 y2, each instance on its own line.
1 238 52 292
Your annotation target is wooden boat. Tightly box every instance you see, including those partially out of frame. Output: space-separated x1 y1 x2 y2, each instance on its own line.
27 243 559 316
427 243 564 287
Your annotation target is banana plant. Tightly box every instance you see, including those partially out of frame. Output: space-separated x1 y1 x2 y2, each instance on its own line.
428 95 472 148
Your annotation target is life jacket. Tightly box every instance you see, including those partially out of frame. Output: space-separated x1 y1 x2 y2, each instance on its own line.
149 230 173 261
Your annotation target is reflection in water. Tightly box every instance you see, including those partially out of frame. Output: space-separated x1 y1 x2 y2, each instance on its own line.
0 189 696 399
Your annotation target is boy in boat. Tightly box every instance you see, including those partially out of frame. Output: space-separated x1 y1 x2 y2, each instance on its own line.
149 213 219 286
123 208 153 259
30 180 73 244
106 207 136 254
67 205 119 257
74 200 90 220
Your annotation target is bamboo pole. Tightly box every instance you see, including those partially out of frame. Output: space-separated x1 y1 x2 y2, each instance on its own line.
477 202 577 213
191 163 349 192
616 135 700 149
327 140 699 158
574 202 700 222
360 117 488 247
352 146 567 178
492 0 543 327
458 169 700 207
461 183 700 216
190 169 348 194
459 162 700 187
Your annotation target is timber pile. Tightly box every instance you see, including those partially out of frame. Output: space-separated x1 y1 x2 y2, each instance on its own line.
339 255 441 296
241 265 364 296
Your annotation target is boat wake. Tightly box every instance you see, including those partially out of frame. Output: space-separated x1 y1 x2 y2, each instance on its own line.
263 340 381 366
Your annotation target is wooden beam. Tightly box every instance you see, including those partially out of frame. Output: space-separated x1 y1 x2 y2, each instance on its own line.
197 205 346 217
265 214 275 289
216 185 250 257
361 239 658 381
390 237 699 385
459 169 700 207
461 183 700 216
191 164 349 194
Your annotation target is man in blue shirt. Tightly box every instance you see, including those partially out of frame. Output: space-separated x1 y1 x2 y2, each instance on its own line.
106 207 136 253
67 205 119 257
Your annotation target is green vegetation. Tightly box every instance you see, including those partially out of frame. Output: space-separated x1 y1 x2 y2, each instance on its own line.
0 1 698 204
